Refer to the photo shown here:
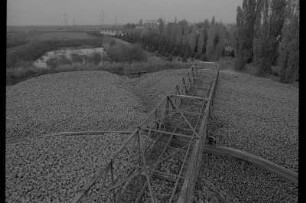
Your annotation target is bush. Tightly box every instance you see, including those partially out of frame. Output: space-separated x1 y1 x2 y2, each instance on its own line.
107 44 129 62
88 52 103 65
70 53 85 64
45 55 72 69
6 66 46 85
129 44 148 62
46 57 59 69
107 43 148 63
58 55 72 66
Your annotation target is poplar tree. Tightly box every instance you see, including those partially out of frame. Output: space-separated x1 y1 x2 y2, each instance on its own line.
254 0 287 75
278 0 299 82
196 27 208 60
188 27 199 56
234 0 263 70
206 22 227 61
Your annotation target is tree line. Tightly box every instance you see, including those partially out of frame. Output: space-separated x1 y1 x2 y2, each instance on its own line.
116 17 235 62
235 0 299 83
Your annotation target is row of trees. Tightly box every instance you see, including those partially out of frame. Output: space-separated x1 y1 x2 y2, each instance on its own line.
235 0 299 82
117 17 234 62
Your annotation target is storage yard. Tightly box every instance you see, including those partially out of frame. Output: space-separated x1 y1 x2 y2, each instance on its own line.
6 63 298 202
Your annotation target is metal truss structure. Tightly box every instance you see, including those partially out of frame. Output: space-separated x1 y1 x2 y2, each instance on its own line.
72 62 219 203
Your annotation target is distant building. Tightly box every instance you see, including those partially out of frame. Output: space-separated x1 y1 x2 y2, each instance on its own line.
224 44 233 52
143 20 159 30
135 25 145 30
99 29 125 37
223 42 235 57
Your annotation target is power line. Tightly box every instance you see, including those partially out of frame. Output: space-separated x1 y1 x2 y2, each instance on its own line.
63 13 68 27
114 15 117 25
100 9 104 28
7 0 11 26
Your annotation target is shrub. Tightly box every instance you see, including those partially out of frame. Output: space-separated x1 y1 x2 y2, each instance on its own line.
46 57 59 69
88 52 103 65
107 43 147 63
6 66 46 85
129 44 148 62
70 53 85 64
58 55 72 66
45 55 72 69
107 44 129 62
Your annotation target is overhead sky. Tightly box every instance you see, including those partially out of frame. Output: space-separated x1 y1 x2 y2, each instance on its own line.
7 0 242 26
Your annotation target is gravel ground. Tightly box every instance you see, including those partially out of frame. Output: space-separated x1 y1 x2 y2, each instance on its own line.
6 71 147 143
196 152 298 203
5 133 127 203
211 70 298 171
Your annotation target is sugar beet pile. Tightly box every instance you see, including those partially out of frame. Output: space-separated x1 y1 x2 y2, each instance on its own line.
195 70 298 203
6 69 298 202
6 71 146 143
211 70 298 172
6 69 186 202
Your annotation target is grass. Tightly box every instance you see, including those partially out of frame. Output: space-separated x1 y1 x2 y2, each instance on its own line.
7 30 97 44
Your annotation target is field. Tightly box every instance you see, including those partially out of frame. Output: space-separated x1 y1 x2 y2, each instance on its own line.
7 28 98 50
9 31 97 46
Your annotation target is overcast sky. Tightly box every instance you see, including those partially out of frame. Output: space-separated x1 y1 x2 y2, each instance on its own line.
7 0 242 26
